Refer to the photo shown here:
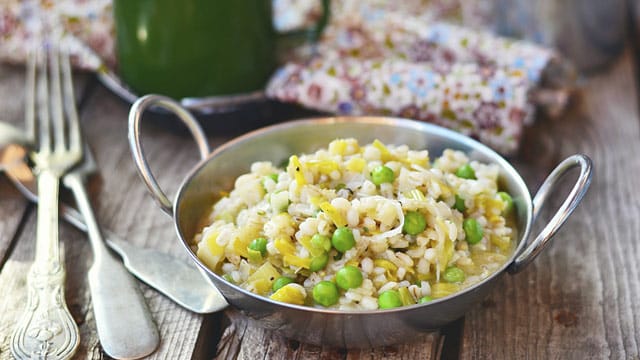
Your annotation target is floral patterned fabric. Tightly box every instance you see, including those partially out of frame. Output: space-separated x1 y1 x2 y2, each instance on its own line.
0 0 114 68
266 1 556 155
0 0 558 155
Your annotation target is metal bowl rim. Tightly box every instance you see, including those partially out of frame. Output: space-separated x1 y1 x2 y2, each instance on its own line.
173 116 533 315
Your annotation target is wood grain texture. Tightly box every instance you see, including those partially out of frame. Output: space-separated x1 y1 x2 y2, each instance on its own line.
0 64 30 267
459 50 640 359
0 65 116 359
0 68 206 358
214 309 441 360
2 48 640 359
0 212 104 360
0 178 28 265
74 84 209 359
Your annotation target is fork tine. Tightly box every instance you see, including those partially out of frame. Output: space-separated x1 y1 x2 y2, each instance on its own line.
36 46 51 154
49 43 66 154
24 47 36 142
60 45 82 153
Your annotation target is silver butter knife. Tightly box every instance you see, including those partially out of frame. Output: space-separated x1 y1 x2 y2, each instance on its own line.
0 127 227 315
63 142 160 359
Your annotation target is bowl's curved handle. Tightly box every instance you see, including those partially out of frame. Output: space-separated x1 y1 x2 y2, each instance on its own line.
128 94 211 216
508 154 593 274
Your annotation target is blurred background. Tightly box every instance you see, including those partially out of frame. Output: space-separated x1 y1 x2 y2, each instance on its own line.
0 0 639 151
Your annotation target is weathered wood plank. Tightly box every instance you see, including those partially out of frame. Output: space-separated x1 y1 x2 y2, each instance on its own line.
74 84 210 359
0 213 104 360
0 260 32 359
460 50 640 359
0 65 117 359
0 178 28 264
0 70 207 358
214 309 441 360
0 63 30 267
2 46 639 359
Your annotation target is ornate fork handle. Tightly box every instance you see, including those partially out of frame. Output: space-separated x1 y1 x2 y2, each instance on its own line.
11 171 79 360
11 260 79 360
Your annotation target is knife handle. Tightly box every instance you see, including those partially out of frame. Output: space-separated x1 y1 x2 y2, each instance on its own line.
64 173 159 359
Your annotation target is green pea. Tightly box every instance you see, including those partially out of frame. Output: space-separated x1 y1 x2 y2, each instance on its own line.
463 218 484 244
443 267 465 283
311 234 332 252
378 290 403 309
455 164 476 179
312 281 339 307
454 195 466 213
498 191 514 214
403 211 427 235
332 227 355 253
418 295 433 304
309 252 330 272
248 237 268 256
371 165 395 185
272 277 294 292
335 265 363 290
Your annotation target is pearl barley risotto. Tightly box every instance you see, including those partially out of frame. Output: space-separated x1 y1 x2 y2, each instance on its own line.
193 139 516 310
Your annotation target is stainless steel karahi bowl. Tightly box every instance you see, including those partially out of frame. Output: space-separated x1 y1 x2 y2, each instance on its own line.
128 95 592 348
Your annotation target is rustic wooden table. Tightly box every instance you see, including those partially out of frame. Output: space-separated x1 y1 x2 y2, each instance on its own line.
0 47 639 359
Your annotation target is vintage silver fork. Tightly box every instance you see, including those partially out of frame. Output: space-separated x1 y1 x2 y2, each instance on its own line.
11 46 81 359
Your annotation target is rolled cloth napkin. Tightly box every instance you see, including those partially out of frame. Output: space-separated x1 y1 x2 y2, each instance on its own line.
0 0 566 155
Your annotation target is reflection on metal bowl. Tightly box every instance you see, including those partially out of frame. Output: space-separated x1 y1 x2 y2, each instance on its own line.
128 95 592 348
